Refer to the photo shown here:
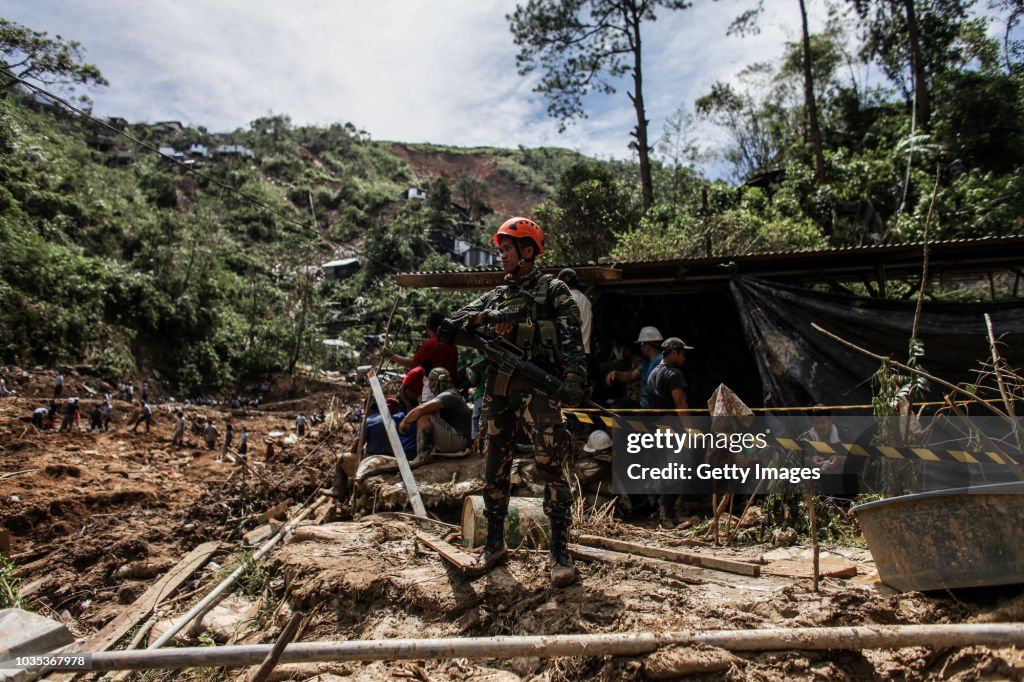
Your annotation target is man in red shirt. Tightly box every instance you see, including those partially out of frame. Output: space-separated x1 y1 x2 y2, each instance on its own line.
383 312 458 376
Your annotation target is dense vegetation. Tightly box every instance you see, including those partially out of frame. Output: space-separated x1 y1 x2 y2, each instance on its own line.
2 1 1023 391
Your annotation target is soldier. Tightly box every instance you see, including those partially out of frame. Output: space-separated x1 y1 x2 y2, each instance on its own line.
439 217 586 587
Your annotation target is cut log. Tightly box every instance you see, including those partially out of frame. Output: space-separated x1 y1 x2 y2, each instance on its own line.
578 535 760 577
462 496 549 549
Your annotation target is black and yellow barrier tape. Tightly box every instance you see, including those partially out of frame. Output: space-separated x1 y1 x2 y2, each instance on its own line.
562 409 1023 466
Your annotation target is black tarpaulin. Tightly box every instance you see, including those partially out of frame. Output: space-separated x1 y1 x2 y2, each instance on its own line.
730 276 1024 408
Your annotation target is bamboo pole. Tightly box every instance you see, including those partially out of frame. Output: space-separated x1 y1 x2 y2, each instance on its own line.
148 496 325 650
79 624 1024 671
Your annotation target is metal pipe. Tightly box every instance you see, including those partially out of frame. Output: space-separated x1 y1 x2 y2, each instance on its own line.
148 496 326 649
85 624 1024 671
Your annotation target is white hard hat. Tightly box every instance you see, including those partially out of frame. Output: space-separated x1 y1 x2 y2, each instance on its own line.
635 326 664 343
583 430 612 453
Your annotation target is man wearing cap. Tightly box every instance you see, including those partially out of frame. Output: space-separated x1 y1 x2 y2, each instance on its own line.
438 216 586 587
605 326 664 408
647 337 694 525
355 397 416 460
557 269 592 355
398 367 472 463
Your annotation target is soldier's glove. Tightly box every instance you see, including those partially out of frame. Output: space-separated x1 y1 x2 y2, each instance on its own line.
558 372 587 407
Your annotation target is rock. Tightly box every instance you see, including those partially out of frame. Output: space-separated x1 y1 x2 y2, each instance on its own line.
148 618 190 647
644 644 740 679
0 608 74 657
197 594 259 642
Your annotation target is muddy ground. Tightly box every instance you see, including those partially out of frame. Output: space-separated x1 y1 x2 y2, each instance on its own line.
2 368 1024 681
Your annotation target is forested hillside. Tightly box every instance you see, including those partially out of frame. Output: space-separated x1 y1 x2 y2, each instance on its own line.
0 91 586 390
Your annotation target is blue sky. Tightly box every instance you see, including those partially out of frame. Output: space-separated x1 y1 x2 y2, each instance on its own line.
6 1 1008 176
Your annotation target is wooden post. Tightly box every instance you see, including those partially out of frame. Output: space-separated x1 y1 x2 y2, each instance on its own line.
367 370 426 517
246 612 303 682
806 493 819 592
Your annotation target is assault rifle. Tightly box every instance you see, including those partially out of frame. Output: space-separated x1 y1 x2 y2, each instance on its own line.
439 318 615 417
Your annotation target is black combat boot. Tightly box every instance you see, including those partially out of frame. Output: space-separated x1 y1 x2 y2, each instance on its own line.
471 513 508 575
549 512 578 587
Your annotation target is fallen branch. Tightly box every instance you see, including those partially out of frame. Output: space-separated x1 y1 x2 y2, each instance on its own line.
812 323 1010 419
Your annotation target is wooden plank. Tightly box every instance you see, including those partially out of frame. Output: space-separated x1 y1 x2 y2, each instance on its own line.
47 541 219 682
84 541 220 651
415 531 476 573
257 499 293 524
578 535 760 577
762 557 858 579
569 544 704 585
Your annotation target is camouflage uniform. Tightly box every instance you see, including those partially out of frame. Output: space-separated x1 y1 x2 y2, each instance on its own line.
449 268 586 527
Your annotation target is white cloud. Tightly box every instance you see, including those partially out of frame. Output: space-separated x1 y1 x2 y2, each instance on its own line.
6 0 840 166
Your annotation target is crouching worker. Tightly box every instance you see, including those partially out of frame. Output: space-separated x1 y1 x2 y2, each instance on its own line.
438 217 586 588
398 367 471 465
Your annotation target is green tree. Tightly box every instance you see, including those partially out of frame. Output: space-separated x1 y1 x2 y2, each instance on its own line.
849 0 983 131
727 0 828 181
508 0 691 212
534 161 641 262
0 18 107 97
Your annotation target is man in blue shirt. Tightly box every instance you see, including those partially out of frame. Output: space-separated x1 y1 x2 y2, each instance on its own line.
359 398 417 460
604 326 664 408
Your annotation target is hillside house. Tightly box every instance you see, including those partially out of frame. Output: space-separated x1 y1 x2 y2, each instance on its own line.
188 144 210 159
151 121 184 134
406 187 427 200
158 146 187 163
88 133 116 152
322 258 361 281
214 144 255 159
110 150 136 166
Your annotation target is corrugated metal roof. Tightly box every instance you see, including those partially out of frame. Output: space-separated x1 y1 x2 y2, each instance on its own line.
395 235 1024 291
397 235 1024 276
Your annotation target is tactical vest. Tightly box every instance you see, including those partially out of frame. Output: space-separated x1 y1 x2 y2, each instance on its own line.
492 273 563 368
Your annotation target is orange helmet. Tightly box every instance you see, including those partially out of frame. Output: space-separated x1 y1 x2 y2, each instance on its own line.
493 217 545 256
